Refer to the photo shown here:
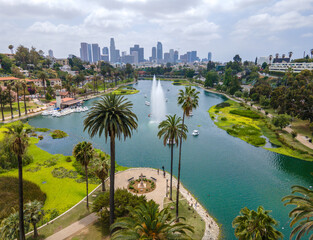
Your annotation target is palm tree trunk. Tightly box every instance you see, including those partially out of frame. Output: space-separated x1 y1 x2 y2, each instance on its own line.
23 87 27 115
33 222 38 239
43 80 46 95
18 155 26 240
0 95 4 121
170 141 174 200
103 78 106 93
93 80 96 95
109 134 116 226
8 90 13 119
85 165 89 209
176 112 185 221
102 179 105 192
16 87 21 117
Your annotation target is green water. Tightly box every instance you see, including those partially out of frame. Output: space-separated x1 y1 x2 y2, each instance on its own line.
29 80 313 239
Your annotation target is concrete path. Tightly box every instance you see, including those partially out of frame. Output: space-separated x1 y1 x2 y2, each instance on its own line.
45 213 98 240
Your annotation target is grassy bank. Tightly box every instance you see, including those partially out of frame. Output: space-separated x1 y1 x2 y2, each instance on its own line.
209 100 313 161
111 86 139 95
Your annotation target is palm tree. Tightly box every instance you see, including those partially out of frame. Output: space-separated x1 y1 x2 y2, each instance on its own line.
84 94 138 225
93 153 110 192
289 51 293 59
0 211 20 240
38 72 48 95
7 83 14 119
158 114 187 200
73 141 94 209
233 206 283 240
176 86 199 220
101 67 107 92
8 45 14 54
269 55 273 64
0 87 5 121
4 123 30 240
24 200 44 239
14 80 22 117
21 80 28 115
282 185 313 240
110 201 194 239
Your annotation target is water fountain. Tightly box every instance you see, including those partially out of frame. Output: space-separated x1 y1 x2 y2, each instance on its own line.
150 75 166 123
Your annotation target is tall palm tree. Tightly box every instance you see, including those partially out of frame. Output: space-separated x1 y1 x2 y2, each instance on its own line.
24 200 44 239
73 141 94 209
5 123 30 240
84 94 138 225
93 153 110 192
38 72 48 95
101 67 107 92
232 206 283 240
21 80 27 115
158 114 187 200
7 83 14 119
0 87 5 121
282 185 313 240
8 45 14 54
176 86 199 220
110 201 194 239
14 80 22 117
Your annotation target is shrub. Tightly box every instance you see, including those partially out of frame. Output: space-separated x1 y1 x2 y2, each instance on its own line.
221 117 227 121
65 157 72 162
51 167 78 179
93 189 149 224
272 115 291 130
216 102 231 109
31 133 37 137
50 130 68 139
291 131 297 139
229 109 261 119
215 110 219 113
234 91 242 98
34 127 50 132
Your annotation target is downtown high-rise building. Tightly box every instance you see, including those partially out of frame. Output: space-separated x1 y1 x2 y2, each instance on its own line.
92 43 100 63
157 42 163 63
48 49 54 58
80 42 89 62
102 47 109 55
101 47 109 62
151 47 156 61
208 52 212 61
110 38 116 63
130 44 144 63
174 51 179 63
88 44 92 63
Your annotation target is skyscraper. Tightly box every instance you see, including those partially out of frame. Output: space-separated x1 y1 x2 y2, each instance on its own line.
92 43 100 63
174 51 179 63
110 38 116 63
169 49 174 63
191 51 197 62
80 42 88 62
157 42 163 63
88 44 92 63
48 49 54 58
102 47 109 55
208 52 212 61
130 44 144 63
152 47 156 61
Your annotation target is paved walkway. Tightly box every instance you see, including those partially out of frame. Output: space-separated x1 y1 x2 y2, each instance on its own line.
45 213 98 240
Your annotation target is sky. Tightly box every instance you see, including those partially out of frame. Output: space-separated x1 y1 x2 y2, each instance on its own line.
0 0 313 62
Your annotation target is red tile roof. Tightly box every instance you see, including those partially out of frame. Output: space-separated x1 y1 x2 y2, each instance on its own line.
0 77 19 81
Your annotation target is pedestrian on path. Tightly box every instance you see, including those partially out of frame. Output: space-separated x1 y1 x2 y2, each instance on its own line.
162 166 165 178
157 168 159 175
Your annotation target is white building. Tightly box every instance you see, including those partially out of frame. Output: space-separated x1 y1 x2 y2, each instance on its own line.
269 62 313 73
257 57 271 65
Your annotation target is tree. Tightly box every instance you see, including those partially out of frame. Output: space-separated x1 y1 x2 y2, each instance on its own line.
272 115 291 130
14 80 22 117
93 153 110 192
224 68 232 86
4 123 30 240
8 45 14 54
233 54 242 63
110 201 194 239
7 83 14 119
176 86 199 220
261 62 268 70
73 141 94 209
282 185 313 240
84 94 138 225
0 211 20 240
232 206 283 240
0 87 5 121
205 71 219 88
38 72 48 95
158 114 187 200
21 80 28 115
24 200 44 239
207 61 216 71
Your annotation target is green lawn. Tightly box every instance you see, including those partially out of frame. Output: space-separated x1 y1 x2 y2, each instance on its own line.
111 89 139 95
209 100 313 161
1 101 43 118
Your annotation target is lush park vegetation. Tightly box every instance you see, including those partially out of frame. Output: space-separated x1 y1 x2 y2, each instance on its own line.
50 129 68 139
111 86 139 95
209 100 313 160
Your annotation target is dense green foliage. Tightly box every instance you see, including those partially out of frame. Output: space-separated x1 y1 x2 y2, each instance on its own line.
110 201 194 240
233 206 283 239
271 115 291 129
93 189 148 224
50 130 68 139
0 177 46 220
229 109 261 119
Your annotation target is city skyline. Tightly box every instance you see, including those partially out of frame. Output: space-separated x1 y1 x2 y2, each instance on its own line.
0 0 312 61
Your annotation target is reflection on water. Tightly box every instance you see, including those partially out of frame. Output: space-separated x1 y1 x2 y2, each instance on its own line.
29 80 313 239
